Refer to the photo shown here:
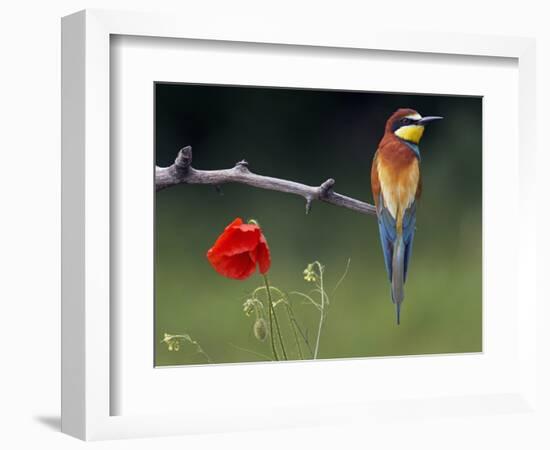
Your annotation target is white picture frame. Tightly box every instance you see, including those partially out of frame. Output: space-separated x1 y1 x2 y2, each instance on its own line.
61 9 538 441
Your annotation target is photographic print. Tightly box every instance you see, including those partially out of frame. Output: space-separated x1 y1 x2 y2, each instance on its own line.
155 83 482 366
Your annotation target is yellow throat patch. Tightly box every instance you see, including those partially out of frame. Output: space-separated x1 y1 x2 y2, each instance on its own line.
394 125 425 144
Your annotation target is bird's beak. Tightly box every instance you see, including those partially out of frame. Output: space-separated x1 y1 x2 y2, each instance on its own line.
417 116 443 125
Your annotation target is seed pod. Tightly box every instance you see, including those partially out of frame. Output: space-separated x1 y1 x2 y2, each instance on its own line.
253 318 268 342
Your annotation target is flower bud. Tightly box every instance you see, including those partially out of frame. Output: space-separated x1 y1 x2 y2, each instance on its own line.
303 263 317 282
253 318 268 342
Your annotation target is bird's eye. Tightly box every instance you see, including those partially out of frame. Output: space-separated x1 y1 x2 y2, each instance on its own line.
401 118 411 125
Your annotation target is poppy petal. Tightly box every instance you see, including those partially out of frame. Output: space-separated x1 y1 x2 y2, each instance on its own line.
209 252 256 280
228 217 244 227
208 218 243 249
208 222 261 260
256 235 271 274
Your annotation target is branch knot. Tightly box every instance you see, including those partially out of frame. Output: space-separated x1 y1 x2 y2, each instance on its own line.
319 178 335 198
235 159 250 174
174 146 193 177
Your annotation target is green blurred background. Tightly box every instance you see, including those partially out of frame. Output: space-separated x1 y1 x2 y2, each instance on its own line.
155 83 482 366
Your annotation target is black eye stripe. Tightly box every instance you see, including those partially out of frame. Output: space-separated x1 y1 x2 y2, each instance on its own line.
392 116 418 132
392 117 419 132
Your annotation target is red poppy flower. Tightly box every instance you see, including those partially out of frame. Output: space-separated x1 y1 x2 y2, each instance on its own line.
206 218 271 280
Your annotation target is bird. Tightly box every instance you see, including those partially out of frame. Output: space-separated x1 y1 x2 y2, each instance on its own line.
371 108 442 325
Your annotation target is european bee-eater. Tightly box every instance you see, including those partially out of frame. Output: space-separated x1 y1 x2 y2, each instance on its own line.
371 109 442 325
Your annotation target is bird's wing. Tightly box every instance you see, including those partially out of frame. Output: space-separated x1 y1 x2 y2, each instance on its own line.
372 152 394 281
401 201 417 281
376 195 416 285
376 191 397 282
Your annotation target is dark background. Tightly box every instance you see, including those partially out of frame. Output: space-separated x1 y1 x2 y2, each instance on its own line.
155 83 482 366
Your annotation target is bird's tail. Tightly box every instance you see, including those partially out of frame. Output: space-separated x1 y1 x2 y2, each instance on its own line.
391 235 405 325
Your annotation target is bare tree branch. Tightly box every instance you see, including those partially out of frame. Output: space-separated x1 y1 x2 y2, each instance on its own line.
155 146 377 216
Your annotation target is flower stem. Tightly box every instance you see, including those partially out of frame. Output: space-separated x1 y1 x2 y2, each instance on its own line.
264 284 279 361
263 275 288 360
313 263 326 359
284 302 304 360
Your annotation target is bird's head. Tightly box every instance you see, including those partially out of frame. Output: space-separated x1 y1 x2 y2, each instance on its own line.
386 108 443 144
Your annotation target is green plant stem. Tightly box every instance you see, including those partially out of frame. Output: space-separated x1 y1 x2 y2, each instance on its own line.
284 302 304 360
313 263 325 359
263 275 288 360
264 284 279 361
